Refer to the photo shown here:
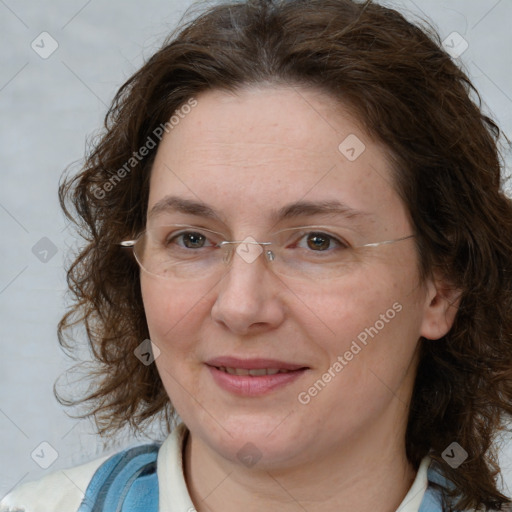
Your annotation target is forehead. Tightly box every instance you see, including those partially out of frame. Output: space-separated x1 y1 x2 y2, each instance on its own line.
156 85 370 164
147 86 409 232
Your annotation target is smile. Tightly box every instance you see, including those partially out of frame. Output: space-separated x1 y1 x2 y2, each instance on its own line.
207 364 307 396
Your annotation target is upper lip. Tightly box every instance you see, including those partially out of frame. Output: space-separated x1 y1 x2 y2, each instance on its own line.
205 356 308 371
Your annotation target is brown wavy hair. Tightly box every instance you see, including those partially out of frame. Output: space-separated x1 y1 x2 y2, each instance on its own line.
57 0 512 509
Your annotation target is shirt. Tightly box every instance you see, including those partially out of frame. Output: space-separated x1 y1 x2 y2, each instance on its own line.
0 422 440 512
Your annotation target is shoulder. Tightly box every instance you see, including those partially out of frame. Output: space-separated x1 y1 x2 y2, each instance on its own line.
0 425 187 512
0 453 110 512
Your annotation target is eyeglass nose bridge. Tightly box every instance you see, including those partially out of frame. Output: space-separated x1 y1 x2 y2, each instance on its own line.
217 239 276 264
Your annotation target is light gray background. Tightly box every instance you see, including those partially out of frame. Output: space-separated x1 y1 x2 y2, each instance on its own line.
1 0 511 500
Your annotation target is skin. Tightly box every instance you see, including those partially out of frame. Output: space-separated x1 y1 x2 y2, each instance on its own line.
141 85 459 512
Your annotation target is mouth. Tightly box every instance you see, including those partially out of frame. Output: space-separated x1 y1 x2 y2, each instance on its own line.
205 357 309 396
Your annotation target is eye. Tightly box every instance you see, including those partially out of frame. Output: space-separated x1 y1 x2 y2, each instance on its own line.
295 231 348 252
167 230 215 249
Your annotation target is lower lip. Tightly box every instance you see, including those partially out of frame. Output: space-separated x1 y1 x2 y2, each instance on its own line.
207 365 307 396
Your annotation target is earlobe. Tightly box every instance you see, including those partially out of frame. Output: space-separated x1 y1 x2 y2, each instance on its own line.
419 275 462 341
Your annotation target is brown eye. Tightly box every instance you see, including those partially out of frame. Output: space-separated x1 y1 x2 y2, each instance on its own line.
296 231 348 252
306 232 332 251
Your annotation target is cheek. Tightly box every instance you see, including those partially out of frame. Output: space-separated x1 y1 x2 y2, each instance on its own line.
317 255 425 366
140 277 202 351
140 278 171 338
305 267 403 334
141 278 206 407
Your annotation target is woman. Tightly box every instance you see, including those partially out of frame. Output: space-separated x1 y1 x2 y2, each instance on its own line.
2 0 511 511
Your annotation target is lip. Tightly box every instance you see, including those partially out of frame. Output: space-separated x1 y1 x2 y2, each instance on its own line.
205 357 309 397
205 356 307 371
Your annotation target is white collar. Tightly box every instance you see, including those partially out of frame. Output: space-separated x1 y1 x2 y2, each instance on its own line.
157 422 195 512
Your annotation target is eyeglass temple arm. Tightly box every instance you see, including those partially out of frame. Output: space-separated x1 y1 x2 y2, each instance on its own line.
359 234 414 248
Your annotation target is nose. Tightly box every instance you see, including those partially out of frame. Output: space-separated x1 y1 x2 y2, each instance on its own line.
210 245 286 335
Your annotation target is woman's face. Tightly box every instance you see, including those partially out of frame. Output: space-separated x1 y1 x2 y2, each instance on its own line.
141 86 452 470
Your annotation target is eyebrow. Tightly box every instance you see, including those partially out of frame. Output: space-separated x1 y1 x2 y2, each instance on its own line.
148 195 371 224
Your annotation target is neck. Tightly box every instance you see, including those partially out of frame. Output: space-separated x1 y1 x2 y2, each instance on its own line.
183 420 416 512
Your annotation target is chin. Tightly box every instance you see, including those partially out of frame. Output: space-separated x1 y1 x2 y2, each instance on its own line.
189 412 315 470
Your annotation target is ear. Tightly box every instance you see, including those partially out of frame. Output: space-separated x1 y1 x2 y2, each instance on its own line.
419 272 462 341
